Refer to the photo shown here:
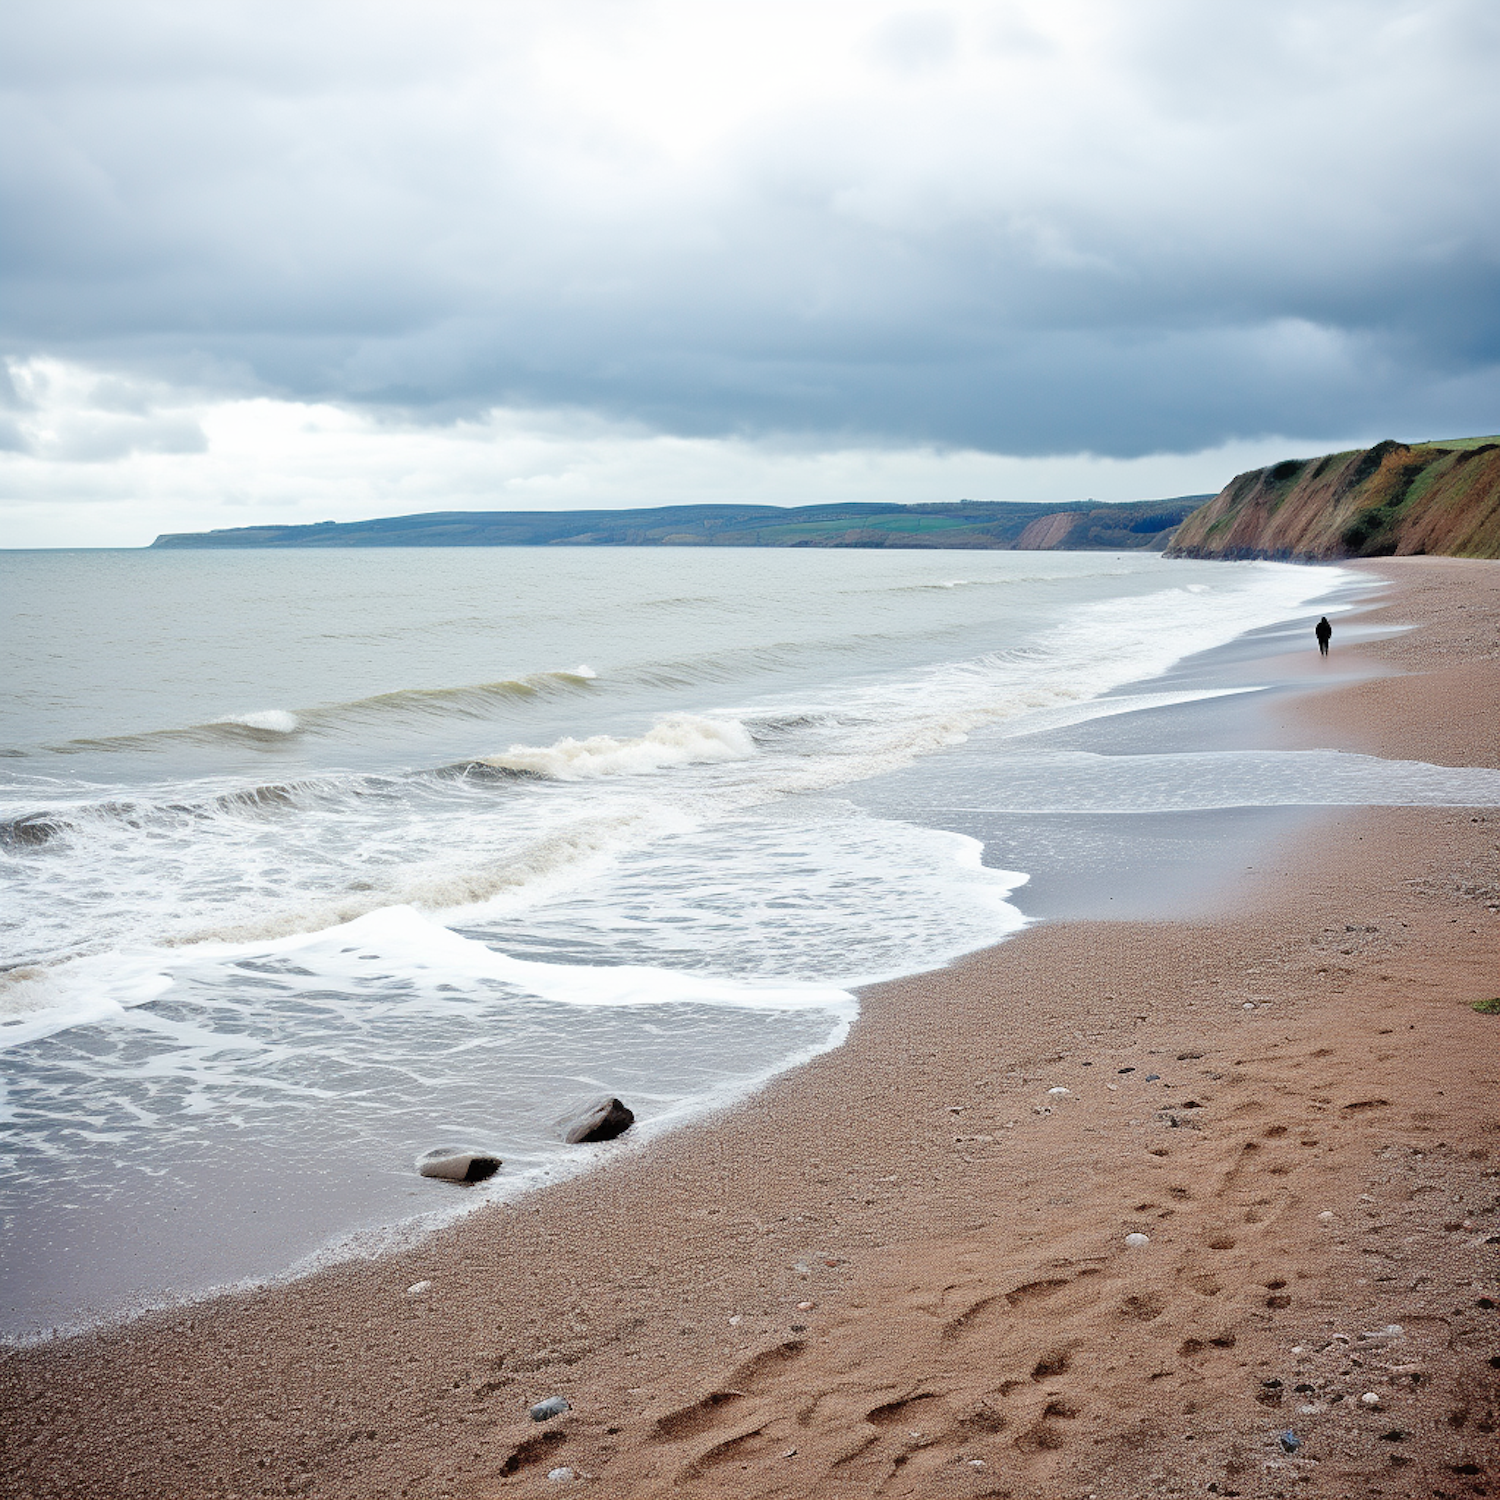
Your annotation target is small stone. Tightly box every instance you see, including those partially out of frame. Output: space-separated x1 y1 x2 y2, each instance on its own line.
1144 1074 1160 1082
558 1096 635 1145
1279 1430 1301 1453
727 1315 742 1326
796 1300 815 1311
1047 1086 1071 1096
546 1468 575 1482
416 1148 501 1183
530 1396 571 1422
1317 1210 1335 1222
1124 1233 1150 1248
781 1448 798 1458
406 1280 431 1296
1243 1002 1255 1010
1360 1392 1381 1408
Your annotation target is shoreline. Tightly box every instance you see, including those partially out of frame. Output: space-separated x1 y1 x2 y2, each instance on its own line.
0 558 1370 1340
3 558 1498 1498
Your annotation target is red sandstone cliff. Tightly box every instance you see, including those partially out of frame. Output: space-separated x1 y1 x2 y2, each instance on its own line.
1167 436 1500 561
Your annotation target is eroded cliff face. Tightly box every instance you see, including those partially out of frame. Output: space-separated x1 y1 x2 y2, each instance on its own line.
1167 437 1500 561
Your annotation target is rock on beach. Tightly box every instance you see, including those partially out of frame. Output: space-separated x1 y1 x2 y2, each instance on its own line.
415 1148 501 1183
559 1096 635 1145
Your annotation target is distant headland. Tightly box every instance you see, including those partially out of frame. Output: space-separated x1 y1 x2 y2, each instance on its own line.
149 433 1500 560
149 496 1206 552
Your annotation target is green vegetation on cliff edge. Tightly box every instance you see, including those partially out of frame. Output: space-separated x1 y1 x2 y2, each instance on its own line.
1168 436 1500 562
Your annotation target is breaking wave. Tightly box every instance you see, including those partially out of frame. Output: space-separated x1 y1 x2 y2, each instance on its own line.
37 667 601 756
479 714 756 780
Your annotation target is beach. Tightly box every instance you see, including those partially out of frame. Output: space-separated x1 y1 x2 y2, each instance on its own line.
2 556 1497 1499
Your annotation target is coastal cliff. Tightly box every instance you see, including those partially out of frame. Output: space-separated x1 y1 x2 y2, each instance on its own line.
1167 434 1500 561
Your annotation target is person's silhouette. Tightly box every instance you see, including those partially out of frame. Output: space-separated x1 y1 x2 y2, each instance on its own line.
1315 616 1332 656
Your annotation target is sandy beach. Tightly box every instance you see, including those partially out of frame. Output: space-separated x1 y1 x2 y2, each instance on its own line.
2 557 1497 1500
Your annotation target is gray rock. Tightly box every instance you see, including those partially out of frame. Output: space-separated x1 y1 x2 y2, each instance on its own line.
1279 1430 1301 1453
530 1395 571 1422
558 1096 634 1145
416 1148 501 1183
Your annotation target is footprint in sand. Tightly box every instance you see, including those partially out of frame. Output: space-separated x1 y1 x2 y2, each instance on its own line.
645 1339 810 1479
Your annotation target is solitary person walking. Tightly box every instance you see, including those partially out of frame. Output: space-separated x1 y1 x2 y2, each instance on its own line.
1315 616 1332 656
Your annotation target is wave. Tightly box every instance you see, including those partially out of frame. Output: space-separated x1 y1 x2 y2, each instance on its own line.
296 667 598 730
33 667 600 757
162 808 682 949
478 714 756 780
0 813 68 849
216 709 299 734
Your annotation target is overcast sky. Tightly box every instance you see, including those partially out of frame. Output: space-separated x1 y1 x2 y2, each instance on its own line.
2 0 1497 546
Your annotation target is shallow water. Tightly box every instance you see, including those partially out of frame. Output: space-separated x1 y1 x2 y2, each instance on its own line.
2 546 1496 1338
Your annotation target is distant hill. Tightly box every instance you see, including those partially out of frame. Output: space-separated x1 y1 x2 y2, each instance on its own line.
1168 436 1500 561
150 496 1209 552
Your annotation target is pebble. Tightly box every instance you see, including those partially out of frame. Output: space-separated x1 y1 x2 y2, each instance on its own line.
1144 1073 1160 1082
405 1281 431 1296
796 1300 815 1311
1361 1392 1381 1408
1125 1233 1151 1248
558 1094 634 1145
727 1315 742 1326
1279 1431 1301 1453
1317 1210 1336 1223
546 1468 575 1483
415 1148 501 1183
1243 1002 1256 1010
1047 1086 1071 1096
530 1396 571 1422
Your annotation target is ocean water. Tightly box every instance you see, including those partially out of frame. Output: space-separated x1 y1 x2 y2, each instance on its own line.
3 545 1498 1338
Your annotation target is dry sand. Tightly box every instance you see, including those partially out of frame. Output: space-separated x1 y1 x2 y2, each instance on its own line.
2 558 1497 1500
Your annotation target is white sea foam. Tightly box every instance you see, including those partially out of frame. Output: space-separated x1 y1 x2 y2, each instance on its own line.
219 709 300 733
924 748 1500 815
481 713 755 779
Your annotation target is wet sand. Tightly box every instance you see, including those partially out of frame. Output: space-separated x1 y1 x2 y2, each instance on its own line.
2 557 1498 1499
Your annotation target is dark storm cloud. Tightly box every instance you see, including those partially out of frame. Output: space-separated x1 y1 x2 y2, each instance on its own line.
2 0 1497 455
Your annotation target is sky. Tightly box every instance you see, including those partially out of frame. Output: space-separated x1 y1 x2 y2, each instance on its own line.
2 0 1497 547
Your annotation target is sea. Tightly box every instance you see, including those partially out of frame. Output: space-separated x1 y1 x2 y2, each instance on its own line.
3 545 1498 1340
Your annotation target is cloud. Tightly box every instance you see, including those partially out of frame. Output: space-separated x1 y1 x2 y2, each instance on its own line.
5 360 208 462
0 0 1496 537
0 356 1392 547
